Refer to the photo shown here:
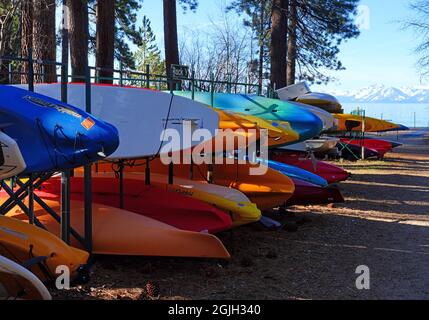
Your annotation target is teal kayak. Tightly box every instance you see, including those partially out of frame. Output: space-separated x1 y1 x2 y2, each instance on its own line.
172 92 324 143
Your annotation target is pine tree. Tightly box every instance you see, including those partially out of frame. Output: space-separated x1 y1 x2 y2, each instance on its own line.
33 0 56 83
68 0 89 82
228 0 272 91
134 16 165 76
291 0 360 84
114 0 144 70
270 0 288 89
163 0 198 78
21 0 33 84
96 0 115 83
0 0 22 83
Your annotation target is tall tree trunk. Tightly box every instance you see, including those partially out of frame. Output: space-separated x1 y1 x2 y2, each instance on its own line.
258 0 266 93
33 0 56 83
21 0 33 84
270 0 288 90
0 2 20 84
163 0 179 78
287 0 297 86
68 0 88 82
96 0 115 84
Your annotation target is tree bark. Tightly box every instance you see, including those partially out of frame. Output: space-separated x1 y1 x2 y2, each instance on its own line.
96 0 115 84
258 0 266 93
21 0 33 84
33 0 56 83
287 0 297 86
270 0 288 90
67 0 89 82
163 0 180 78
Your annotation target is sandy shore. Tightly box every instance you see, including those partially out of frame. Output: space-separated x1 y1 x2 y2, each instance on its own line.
53 130 429 300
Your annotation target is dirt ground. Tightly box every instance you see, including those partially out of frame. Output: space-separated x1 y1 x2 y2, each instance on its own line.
53 130 429 300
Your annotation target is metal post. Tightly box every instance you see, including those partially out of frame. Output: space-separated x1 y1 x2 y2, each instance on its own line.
28 175 34 225
28 48 34 92
191 70 195 100
84 65 92 253
189 158 194 180
227 74 232 93
8 63 12 84
145 159 151 186
118 161 124 209
60 1 71 244
119 60 123 87
168 161 174 185
361 112 366 160
146 64 150 88
210 73 215 106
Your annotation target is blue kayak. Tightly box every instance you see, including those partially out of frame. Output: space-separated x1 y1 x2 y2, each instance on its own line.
266 160 328 187
0 86 119 176
172 91 324 143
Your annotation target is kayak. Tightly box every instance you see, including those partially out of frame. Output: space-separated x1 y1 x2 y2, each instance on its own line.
287 178 345 206
0 86 119 179
215 110 300 148
339 138 393 157
294 92 344 114
265 160 328 187
5 199 231 259
0 215 89 283
0 255 52 300
136 157 296 211
337 142 381 160
271 152 351 184
87 168 261 228
333 114 401 133
41 177 233 234
172 91 324 143
280 137 339 154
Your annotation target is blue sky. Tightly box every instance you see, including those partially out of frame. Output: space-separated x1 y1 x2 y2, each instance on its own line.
139 0 424 91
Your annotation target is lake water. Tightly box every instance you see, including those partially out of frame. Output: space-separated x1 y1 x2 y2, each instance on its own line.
342 103 429 128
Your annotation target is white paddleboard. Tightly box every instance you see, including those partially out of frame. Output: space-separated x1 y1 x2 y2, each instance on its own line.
13 84 219 160
0 131 27 180
0 255 52 300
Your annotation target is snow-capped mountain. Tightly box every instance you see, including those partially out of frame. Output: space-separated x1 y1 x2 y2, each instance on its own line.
328 84 429 103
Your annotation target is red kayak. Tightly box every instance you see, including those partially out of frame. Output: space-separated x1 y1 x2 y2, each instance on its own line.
339 138 393 157
287 178 345 206
41 177 233 234
271 152 350 184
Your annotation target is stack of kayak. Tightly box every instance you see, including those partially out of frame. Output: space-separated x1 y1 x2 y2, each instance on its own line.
275 82 408 160
0 80 403 298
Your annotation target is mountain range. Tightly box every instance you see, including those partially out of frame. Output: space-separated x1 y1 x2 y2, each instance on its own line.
327 84 429 104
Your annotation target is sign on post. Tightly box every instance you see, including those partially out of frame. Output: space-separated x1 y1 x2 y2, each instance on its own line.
171 65 189 80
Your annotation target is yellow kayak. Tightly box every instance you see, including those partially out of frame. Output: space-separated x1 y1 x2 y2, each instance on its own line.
0 215 89 283
333 114 401 132
214 109 299 151
140 157 296 211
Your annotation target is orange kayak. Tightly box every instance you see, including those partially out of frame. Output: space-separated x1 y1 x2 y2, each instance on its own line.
5 199 230 259
110 158 295 211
